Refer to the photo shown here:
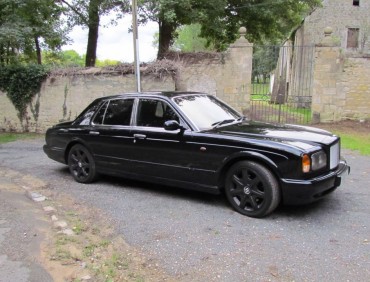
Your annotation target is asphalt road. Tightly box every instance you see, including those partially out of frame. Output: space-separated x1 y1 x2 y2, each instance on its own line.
1 138 369 281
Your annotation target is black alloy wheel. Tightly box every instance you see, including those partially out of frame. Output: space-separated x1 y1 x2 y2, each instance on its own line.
225 161 280 218
68 144 97 183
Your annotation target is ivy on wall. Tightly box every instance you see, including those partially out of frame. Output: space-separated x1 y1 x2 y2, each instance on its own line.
0 65 48 125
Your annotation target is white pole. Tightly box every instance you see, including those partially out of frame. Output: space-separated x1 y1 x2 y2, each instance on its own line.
132 0 141 92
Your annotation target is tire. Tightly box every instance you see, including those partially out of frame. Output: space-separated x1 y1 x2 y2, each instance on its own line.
67 144 97 183
225 161 280 218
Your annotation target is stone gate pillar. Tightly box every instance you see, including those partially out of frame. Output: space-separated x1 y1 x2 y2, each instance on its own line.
220 27 253 114
312 27 344 123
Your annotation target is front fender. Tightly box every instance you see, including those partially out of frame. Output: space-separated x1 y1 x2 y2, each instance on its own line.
217 150 288 187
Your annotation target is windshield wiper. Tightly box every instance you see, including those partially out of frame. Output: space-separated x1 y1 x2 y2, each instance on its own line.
211 119 236 128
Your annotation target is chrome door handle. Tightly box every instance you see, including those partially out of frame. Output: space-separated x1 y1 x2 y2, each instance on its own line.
133 134 146 139
89 131 100 135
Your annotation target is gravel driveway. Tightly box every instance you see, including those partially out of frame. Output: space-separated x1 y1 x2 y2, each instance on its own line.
1 138 369 281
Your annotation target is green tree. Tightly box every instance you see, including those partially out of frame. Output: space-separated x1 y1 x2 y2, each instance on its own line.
173 24 214 52
138 0 226 59
59 0 129 67
201 0 322 50
0 0 66 65
43 50 85 67
141 0 321 58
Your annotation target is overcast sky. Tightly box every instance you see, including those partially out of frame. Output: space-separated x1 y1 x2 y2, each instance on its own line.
62 14 158 63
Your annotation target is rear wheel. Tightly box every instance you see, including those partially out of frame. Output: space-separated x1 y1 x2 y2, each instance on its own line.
68 144 97 183
225 161 280 218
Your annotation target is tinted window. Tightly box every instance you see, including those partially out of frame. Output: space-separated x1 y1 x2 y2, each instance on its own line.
137 99 179 127
174 95 240 130
75 100 102 125
101 99 134 126
93 101 108 125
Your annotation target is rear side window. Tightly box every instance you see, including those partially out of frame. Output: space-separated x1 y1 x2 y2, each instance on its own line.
75 100 102 125
93 99 134 126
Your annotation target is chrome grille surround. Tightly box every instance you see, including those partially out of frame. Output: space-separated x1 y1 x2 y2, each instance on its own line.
330 142 340 169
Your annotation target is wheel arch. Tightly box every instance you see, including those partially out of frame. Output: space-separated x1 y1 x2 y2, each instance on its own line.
217 151 283 191
64 138 93 163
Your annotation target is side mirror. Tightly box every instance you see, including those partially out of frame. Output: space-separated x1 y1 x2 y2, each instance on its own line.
164 120 184 131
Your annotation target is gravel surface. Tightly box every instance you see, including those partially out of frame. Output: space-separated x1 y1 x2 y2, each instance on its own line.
0 182 52 282
1 138 369 281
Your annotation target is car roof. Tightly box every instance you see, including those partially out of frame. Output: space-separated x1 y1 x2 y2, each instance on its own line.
97 91 208 101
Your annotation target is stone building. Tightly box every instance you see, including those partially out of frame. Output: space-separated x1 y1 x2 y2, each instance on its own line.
295 0 370 53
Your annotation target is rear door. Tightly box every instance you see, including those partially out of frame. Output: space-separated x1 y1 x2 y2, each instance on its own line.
87 98 136 174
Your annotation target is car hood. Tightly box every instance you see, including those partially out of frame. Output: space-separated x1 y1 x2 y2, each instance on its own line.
207 121 338 146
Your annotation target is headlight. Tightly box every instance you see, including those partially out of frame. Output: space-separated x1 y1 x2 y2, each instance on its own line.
302 151 327 173
311 150 327 171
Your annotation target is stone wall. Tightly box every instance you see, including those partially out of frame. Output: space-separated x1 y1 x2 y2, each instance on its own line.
0 73 176 132
1 27 369 132
0 29 253 132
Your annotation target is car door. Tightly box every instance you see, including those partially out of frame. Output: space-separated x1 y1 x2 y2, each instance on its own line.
86 98 136 175
129 98 216 186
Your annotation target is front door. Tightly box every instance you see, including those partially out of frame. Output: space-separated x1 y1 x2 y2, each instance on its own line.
130 98 217 186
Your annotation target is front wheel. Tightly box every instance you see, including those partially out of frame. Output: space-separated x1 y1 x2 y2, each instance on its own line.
225 161 280 218
68 144 97 183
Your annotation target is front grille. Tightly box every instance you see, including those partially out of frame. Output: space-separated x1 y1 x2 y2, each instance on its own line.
330 142 340 169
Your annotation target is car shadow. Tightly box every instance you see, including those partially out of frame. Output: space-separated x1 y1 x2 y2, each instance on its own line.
56 167 336 219
272 198 335 219
57 166 228 209
100 174 228 208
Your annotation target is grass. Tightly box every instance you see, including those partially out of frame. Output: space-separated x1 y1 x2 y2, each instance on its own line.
0 133 41 144
334 132 370 156
251 100 312 124
251 83 270 98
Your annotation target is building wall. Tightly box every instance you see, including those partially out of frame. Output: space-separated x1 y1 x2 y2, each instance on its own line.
312 36 370 122
300 0 370 53
341 57 370 119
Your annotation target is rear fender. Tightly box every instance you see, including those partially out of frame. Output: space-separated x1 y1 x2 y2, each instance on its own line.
64 138 94 163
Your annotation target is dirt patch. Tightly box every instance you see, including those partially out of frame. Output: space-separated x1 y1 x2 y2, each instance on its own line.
40 190 175 282
0 167 175 282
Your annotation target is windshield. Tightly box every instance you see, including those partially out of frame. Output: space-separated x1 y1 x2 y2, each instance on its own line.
173 94 241 130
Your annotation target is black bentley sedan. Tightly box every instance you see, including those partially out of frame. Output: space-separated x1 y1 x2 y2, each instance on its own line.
43 92 349 218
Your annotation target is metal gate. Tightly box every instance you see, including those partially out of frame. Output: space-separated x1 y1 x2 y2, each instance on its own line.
250 45 315 124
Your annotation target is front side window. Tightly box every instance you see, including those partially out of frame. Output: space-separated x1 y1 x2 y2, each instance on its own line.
93 99 134 126
136 99 179 127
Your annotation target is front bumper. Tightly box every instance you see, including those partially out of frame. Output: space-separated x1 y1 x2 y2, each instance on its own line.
281 159 350 205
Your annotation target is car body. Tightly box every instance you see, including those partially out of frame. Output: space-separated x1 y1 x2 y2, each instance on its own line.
43 92 350 217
